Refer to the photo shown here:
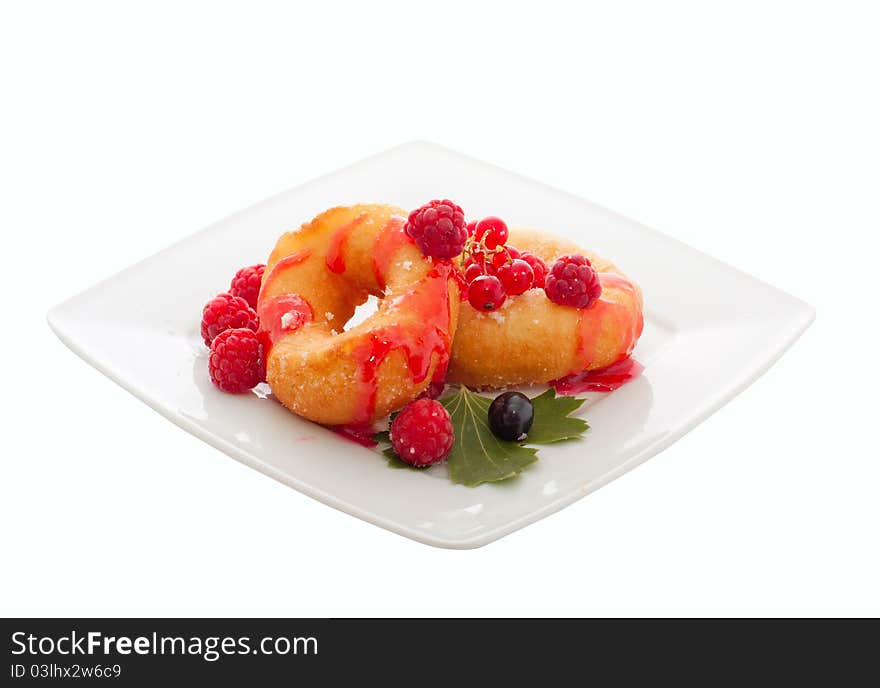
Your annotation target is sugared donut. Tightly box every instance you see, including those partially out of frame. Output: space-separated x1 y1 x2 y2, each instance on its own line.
258 204 460 426
448 227 643 389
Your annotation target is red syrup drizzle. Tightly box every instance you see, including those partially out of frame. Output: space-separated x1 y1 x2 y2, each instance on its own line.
325 215 366 274
572 272 642 368
551 357 644 394
257 294 314 345
258 249 312 308
552 271 644 394
331 424 378 447
349 263 455 424
256 248 315 354
597 271 644 349
370 216 410 290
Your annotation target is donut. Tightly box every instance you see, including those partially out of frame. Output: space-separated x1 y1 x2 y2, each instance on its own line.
448 227 643 389
258 204 460 426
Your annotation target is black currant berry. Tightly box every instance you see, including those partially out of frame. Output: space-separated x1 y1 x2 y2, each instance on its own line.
488 391 534 441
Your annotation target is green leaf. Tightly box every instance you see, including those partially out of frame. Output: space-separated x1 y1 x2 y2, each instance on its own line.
373 430 390 445
439 387 539 486
525 388 589 444
383 446 416 469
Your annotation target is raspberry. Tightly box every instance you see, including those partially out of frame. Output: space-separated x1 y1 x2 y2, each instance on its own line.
390 398 455 466
229 264 265 309
520 252 548 288
497 258 534 295
468 274 506 311
404 199 467 259
474 216 509 249
201 293 259 346
208 328 265 393
544 254 602 308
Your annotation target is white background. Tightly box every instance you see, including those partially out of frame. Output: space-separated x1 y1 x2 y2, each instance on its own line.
2 1 878 616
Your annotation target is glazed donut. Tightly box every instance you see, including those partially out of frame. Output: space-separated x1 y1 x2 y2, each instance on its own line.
258 204 460 426
448 227 643 389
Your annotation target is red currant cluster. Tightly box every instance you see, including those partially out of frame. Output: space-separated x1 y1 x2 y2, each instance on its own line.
403 200 603 312
461 216 548 312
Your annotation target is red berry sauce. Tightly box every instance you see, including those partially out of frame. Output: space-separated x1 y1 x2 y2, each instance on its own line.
258 293 314 344
348 264 454 424
331 424 379 447
259 249 312 306
325 215 365 274
370 216 411 290
573 273 643 369
551 357 644 394
551 271 645 394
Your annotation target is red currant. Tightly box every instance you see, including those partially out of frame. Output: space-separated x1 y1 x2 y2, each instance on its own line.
466 220 477 236
520 252 548 288
474 216 509 250
464 262 484 283
467 250 497 275
465 250 487 268
468 274 507 311
497 258 535 295
491 245 521 272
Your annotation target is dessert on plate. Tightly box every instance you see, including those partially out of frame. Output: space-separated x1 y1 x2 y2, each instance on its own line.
449 226 642 390
259 204 459 426
198 199 644 485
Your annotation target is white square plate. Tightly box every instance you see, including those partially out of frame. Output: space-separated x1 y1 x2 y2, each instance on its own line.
48 142 814 548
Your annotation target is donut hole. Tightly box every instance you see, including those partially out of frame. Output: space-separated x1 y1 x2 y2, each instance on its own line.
344 294 381 331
